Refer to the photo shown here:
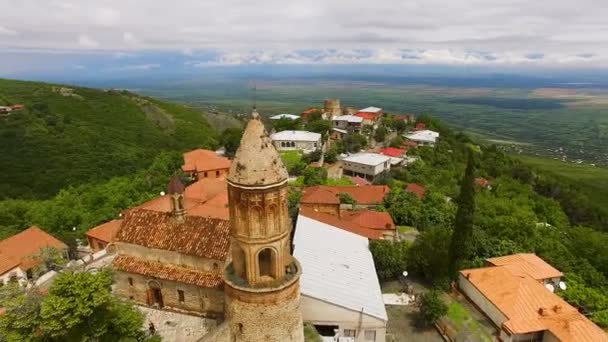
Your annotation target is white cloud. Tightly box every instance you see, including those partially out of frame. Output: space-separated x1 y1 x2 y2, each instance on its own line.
107 63 161 71
77 34 99 48
0 0 606 67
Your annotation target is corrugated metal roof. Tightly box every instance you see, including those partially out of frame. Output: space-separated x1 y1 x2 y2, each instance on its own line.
270 114 300 120
332 115 363 123
294 215 388 321
343 153 391 166
404 130 439 143
271 130 322 142
359 106 382 113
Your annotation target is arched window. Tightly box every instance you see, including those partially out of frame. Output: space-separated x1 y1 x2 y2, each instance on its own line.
267 204 278 234
250 206 263 236
258 248 277 279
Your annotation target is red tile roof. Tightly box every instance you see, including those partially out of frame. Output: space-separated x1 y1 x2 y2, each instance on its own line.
0 227 67 275
300 208 387 239
301 108 320 115
486 253 563 280
355 112 379 120
301 185 390 205
181 149 231 173
461 258 608 341
113 255 223 288
115 209 231 261
350 176 371 186
86 219 122 244
405 183 426 199
341 210 395 230
379 147 406 158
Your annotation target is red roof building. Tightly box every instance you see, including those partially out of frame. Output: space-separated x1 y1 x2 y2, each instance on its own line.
355 112 380 121
379 147 406 158
350 176 371 186
300 207 396 240
181 149 231 180
405 183 427 199
86 219 122 252
415 122 426 130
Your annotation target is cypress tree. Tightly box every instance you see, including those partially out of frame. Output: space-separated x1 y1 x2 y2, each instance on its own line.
448 152 476 279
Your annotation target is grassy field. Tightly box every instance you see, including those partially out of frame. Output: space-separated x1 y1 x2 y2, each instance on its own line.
516 155 608 205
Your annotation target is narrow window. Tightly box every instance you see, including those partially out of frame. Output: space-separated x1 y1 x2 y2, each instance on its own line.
216 170 220 176
128 277 134 286
178 290 185 303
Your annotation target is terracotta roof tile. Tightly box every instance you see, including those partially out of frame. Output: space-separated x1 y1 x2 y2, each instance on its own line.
355 112 379 120
113 255 223 288
349 176 371 186
301 185 390 205
405 183 427 199
0 226 67 275
300 208 391 239
379 147 406 158
86 219 122 244
342 210 395 230
115 209 230 261
487 253 563 280
181 149 232 173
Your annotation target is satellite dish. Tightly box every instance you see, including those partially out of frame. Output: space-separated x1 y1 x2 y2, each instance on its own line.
160 191 166 196
545 283 555 292
402 271 409 278
559 281 567 291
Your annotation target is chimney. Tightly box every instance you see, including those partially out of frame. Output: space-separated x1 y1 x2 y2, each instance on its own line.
553 305 562 313
538 307 549 316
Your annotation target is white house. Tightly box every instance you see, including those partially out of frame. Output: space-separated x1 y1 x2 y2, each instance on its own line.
342 153 391 182
294 215 388 342
404 130 439 146
358 107 383 114
269 113 300 120
271 130 322 153
332 115 363 133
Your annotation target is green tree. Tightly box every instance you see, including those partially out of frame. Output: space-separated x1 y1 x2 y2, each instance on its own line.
409 227 452 286
388 136 404 148
448 153 476 279
416 289 448 328
338 193 357 205
342 133 367 153
374 127 388 143
34 246 67 273
324 149 338 163
271 117 301 132
220 127 243 157
302 167 328 186
369 240 411 281
0 283 44 342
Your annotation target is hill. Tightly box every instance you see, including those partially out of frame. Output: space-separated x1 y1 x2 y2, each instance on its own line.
0 79 220 199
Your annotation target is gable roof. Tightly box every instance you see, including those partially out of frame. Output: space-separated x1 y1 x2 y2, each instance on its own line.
342 210 395 230
182 149 232 173
332 115 363 123
379 147 406 158
0 227 67 275
343 153 391 166
461 263 607 341
115 209 231 261
271 130 322 142
301 185 390 205
486 253 563 280
294 215 388 321
300 208 392 240
86 219 122 244
355 112 379 120
359 106 382 113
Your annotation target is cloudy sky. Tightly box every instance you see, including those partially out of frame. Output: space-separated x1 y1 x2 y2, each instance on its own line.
1 0 607 75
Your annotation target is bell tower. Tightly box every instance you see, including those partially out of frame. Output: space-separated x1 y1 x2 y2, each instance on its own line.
167 174 186 221
224 110 304 342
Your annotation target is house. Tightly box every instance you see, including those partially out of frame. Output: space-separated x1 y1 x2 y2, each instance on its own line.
294 215 388 341
476 177 492 189
331 127 348 140
86 219 122 252
459 253 608 342
301 107 322 121
405 183 426 199
332 115 363 133
379 147 407 166
301 185 390 216
181 149 232 180
342 153 391 182
300 207 397 240
112 176 230 318
404 129 439 146
415 122 426 130
0 227 67 285
271 130 322 154
269 113 300 120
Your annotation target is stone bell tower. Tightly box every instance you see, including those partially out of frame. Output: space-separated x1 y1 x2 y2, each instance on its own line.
167 174 186 221
224 110 304 342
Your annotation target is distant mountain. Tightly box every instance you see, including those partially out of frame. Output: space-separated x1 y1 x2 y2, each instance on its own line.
0 78 220 199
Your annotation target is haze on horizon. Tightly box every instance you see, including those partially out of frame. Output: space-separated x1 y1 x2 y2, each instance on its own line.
1 0 607 79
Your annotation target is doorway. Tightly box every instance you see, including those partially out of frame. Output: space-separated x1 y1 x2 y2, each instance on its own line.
147 281 164 308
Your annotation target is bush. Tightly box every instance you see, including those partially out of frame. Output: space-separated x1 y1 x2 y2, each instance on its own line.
338 193 357 205
303 167 328 186
324 149 338 163
370 240 411 281
417 289 448 327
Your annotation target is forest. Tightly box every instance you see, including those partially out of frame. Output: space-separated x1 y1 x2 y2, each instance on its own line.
0 78 219 199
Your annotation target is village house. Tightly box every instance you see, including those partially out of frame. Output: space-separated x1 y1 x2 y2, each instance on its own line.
355 107 383 127
269 113 300 120
404 129 440 147
458 253 608 342
300 207 396 240
271 130 322 154
342 153 391 182
86 219 122 252
379 147 407 166
405 183 427 199
332 115 363 133
0 227 67 285
300 185 390 216
301 107 322 121
111 176 230 319
181 149 232 180
294 215 388 341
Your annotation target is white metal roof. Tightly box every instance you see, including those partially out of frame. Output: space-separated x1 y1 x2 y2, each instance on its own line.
294 215 388 321
269 114 300 120
332 128 348 134
404 130 440 143
271 130 322 142
332 115 363 123
359 106 382 113
343 153 391 166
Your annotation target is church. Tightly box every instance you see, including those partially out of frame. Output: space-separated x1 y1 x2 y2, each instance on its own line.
111 110 305 341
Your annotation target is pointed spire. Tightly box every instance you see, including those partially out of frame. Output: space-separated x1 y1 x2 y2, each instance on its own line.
167 174 185 194
227 110 288 186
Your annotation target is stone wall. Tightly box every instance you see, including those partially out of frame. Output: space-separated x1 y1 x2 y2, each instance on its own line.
114 271 225 319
